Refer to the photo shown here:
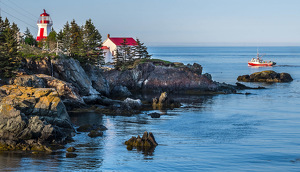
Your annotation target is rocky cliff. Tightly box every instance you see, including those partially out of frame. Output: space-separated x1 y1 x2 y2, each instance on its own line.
21 58 110 104
0 85 74 150
104 62 236 94
19 58 238 104
10 74 85 109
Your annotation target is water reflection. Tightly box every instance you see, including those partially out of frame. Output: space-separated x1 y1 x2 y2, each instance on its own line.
0 94 216 171
66 112 105 170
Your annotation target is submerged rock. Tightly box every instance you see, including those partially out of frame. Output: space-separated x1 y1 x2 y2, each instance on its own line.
66 152 77 158
237 70 293 83
66 147 76 152
77 124 107 132
88 130 103 138
148 112 160 118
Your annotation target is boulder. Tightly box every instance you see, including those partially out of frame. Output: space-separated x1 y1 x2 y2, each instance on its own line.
0 85 74 149
125 131 158 150
237 70 293 83
152 92 181 110
122 98 142 110
66 147 76 152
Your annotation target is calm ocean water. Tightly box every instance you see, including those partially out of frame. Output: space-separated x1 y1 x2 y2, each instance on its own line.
1 46 300 171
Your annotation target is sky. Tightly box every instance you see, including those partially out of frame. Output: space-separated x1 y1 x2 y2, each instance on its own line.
1 0 300 46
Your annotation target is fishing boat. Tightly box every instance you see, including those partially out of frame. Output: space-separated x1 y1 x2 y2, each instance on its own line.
248 51 276 66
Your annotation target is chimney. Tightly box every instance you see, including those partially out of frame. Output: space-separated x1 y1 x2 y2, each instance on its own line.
107 34 110 38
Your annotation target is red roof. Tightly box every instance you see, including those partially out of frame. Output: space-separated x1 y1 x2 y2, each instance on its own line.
109 37 137 46
101 46 109 50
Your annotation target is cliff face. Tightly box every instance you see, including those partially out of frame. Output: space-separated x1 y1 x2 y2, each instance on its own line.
104 62 236 94
22 58 110 103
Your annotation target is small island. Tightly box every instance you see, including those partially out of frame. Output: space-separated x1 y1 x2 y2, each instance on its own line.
237 70 293 83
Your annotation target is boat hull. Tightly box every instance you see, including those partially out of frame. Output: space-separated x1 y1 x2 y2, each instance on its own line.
248 62 276 66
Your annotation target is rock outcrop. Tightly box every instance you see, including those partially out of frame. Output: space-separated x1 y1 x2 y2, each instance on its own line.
125 131 158 150
82 63 110 96
104 62 236 94
52 58 101 97
237 70 293 83
10 74 85 108
152 92 181 110
21 58 110 103
0 85 74 151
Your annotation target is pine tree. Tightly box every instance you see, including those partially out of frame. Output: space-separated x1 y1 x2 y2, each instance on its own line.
24 27 36 46
112 48 123 69
70 19 84 59
60 21 71 55
119 38 132 63
135 39 151 59
82 19 103 65
0 18 20 78
47 28 57 51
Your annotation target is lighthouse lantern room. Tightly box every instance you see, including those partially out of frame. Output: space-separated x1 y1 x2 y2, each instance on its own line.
36 9 53 41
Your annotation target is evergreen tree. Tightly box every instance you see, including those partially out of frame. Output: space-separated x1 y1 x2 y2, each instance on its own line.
47 28 57 51
134 39 151 59
11 23 20 44
24 27 36 46
112 48 123 69
119 38 132 63
0 18 20 78
57 30 63 42
82 19 103 65
60 21 71 55
69 19 84 58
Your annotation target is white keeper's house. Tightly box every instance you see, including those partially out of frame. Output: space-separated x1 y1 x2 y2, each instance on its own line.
101 34 138 63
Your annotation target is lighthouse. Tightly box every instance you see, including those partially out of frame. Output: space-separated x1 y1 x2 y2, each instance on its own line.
36 9 53 41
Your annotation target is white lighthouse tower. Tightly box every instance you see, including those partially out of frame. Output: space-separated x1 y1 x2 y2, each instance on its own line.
36 9 53 41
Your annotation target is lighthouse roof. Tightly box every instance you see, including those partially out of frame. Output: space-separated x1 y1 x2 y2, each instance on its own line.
40 9 49 16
